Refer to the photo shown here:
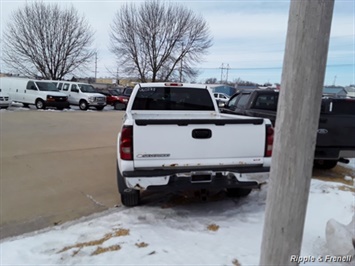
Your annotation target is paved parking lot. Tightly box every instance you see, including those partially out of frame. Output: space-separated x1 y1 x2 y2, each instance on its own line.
1 108 124 239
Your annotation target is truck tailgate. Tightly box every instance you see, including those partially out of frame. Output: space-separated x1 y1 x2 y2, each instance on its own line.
317 115 355 147
318 99 355 148
132 113 266 169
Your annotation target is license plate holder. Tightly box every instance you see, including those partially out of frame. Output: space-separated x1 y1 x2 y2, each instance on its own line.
190 171 212 183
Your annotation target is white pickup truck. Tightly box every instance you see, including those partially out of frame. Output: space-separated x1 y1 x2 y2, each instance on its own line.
117 82 274 206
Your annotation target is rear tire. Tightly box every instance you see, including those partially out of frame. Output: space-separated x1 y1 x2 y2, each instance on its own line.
35 99 45 109
79 100 88 110
226 188 252 197
121 189 140 207
117 162 140 207
313 159 338 169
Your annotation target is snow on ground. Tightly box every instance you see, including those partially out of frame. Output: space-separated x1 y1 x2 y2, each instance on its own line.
1 177 354 265
339 159 355 171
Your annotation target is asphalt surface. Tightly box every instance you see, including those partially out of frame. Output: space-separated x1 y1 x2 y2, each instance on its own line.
1 108 124 239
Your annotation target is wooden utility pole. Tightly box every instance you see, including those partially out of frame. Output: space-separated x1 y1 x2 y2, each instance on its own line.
259 1 334 265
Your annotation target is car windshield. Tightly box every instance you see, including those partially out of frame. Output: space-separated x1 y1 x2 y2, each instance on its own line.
124 88 133 96
108 90 120 96
36 82 59 92
79 84 96 93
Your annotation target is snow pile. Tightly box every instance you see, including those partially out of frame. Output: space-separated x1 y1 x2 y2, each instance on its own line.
326 215 355 256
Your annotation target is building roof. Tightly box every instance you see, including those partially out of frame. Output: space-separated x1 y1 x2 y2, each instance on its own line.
323 87 347 95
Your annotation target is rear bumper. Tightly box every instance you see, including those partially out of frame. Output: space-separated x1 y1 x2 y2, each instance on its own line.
124 172 268 192
123 166 270 177
0 102 11 107
315 147 355 159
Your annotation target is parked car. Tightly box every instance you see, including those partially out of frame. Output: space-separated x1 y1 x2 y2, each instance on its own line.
0 77 69 110
55 81 106 111
111 87 133 99
221 89 355 169
213 92 230 107
98 89 129 110
116 82 274 206
0 88 11 109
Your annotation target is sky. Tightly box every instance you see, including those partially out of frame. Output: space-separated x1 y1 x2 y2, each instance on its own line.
0 160 354 265
0 0 354 86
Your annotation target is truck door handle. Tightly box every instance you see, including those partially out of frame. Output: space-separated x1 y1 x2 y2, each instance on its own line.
192 129 212 139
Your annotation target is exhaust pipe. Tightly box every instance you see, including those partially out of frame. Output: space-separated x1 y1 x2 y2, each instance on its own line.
338 158 350 164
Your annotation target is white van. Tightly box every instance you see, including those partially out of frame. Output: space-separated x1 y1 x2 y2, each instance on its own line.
54 81 106 110
0 88 12 109
0 77 69 110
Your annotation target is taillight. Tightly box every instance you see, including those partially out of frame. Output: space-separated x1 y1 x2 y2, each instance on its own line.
120 126 133 160
164 82 183 86
265 125 274 157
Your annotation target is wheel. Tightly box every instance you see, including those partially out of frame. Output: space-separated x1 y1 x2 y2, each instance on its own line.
226 188 252 197
35 99 45 109
23 103 30 108
313 159 338 169
121 189 140 207
117 162 140 207
79 100 88 110
96 106 104 111
114 102 125 110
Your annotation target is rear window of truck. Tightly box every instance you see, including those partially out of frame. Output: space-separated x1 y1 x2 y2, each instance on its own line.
331 99 355 115
253 94 278 111
132 87 215 111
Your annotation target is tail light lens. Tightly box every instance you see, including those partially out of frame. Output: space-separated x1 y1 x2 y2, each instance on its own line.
265 125 274 157
120 126 133 160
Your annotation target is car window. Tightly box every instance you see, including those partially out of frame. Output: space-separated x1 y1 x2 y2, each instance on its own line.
79 84 96 93
214 93 218 97
225 95 238 108
26 81 37 91
330 99 355 115
124 88 133 96
235 94 250 108
132 87 214 111
57 83 63 90
36 82 59 91
254 94 278 111
63 84 69 91
71 84 79 93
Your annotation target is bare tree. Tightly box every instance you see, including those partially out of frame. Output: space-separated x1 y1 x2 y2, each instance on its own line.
3 2 95 80
205 78 218 84
110 0 212 82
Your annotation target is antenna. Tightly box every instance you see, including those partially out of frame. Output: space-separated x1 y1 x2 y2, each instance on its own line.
220 63 224 83
226 64 230 83
333 75 337 86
